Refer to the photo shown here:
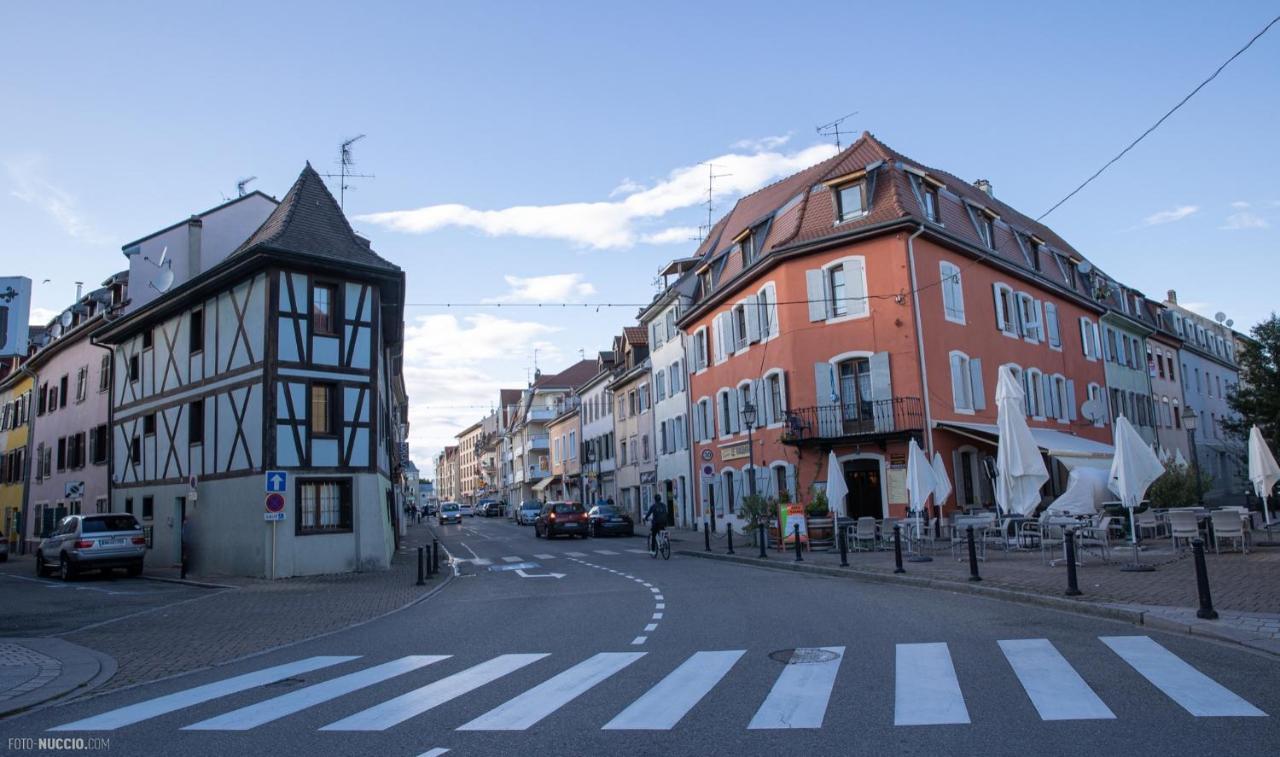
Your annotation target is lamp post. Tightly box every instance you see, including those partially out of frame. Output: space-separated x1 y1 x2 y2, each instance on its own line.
742 400 766 559
1183 410 1204 506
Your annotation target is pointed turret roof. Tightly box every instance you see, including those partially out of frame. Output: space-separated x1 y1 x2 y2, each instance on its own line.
235 163 399 272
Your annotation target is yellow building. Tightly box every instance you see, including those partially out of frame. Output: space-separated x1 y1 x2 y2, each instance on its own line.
0 371 34 551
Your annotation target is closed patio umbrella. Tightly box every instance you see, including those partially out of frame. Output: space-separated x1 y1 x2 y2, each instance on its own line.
1247 425 1280 541
905 440 937 562
931 452 953 512
825 450 848 520
1109 415 1166 571
995 365 1049 517
1173 447 1188 468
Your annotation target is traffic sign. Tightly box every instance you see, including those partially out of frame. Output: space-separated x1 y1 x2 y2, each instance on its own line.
264 512 286 522
265 471 288 493
700 463 716 483
701 449 714 462
265 493 286 514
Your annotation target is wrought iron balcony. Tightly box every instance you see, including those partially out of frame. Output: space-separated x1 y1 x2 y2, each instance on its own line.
780 398 924 446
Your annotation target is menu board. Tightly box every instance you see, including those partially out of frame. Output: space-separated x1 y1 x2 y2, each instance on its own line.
887 465 908 504
780 504 808 544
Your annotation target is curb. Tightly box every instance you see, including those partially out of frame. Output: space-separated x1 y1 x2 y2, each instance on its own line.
141 575 236 590
676 549 1279 657
0 639 117 720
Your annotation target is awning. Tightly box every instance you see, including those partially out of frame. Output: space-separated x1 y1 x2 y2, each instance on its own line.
936 421 1114 470
532 475 560 492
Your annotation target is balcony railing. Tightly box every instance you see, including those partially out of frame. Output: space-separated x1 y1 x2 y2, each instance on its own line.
781 398 924 444
525 434 549 452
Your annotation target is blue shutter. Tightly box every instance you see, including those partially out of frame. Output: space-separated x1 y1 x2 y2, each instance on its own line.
969 358 986 411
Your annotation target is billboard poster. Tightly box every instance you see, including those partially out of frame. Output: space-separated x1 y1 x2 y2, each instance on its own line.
0 277 32 357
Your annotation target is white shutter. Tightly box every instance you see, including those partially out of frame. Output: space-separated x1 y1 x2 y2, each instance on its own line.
951 354 968 411
993 284 1006 332
970 358 986 411
745 295 761 343
815 362 840 436
846 258 868 317
728 389 741 434
1045 303 1060 347
713 316 726 363
869 351 893 431
785 465 797 502
1066 381 1077 421
806 270 827 322
767 289 779 336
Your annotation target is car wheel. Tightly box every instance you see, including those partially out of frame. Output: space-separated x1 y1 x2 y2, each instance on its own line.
127 562 143 577
59 555 76 582
36 552 46 576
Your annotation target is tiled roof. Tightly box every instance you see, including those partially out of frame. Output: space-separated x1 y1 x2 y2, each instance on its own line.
234 164 400 273
623 326 648 346
534 359 598 390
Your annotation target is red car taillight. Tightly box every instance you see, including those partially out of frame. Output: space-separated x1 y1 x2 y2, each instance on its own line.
549 513 557 520
132 536 146 545
74 540 93 549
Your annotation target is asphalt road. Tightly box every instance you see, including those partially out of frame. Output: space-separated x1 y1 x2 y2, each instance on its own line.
7 515 1279 757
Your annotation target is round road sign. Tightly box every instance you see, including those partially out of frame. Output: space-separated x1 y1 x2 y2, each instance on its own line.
265 493 286 513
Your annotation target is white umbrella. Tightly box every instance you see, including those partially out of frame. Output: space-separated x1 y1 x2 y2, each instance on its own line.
1248 425 1280 528
1109 415 1167 570
1173 447 1188 468
824 450 848 519
931 452 953 512
906 439 936 515
995 365 1049 516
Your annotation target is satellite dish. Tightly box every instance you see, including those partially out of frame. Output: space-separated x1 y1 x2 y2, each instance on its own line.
1077 260 1093 274
157 246 168 266
59 311 73 327
149 268 175 294
1081 398 1106 424
50 322 62 337
1226 319 1234 328
1214 312 1226 323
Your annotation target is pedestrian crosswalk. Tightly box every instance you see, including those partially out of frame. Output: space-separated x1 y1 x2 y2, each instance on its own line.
455 549 653 567
49 636 1268 734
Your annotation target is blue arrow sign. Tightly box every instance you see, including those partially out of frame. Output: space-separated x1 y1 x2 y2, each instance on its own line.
265 470 288 493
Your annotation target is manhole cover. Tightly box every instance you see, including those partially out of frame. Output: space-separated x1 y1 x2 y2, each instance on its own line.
262 677 306 689
768 649 840 665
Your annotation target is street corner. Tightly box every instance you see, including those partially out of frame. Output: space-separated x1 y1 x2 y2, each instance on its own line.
0 637 115 719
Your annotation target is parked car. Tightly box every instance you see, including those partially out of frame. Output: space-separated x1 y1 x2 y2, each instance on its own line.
36 514 146 580
586 505 635 537
477 500 504 517
438 502 462 525
534 502 588 539
424 502 437 516
516 501 543 525
459 503 475 517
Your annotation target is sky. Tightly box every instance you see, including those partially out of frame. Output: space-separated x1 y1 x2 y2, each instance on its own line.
2 1 1278 473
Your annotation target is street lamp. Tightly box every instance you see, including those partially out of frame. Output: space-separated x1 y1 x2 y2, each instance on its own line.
742 400 766 559
1183 410 1204 505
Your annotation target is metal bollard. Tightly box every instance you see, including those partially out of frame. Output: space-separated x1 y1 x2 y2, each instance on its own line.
727 524 735 555
417 546 426 586
432 538 440 573
893 524 905 574
794 524 803 562
839 525 849 567
934 505 942 539
704 522 711 552
1064 529 1081 596
710 508 717 534
1192 539 1218 619
967 525 981 582
758 520 768 559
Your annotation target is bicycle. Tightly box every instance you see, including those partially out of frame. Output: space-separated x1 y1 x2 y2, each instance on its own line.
649 528 670 560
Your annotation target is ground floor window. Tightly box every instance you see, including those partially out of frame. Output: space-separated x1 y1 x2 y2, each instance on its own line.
298 478 353 534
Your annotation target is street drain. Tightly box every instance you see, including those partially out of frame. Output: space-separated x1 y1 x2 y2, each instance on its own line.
768 649 840 665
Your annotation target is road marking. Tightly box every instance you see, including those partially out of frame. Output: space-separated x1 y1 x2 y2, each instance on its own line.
594 549 620 555
632 637 648 645
652 613 663 620
514 569 565 579
534 554 556 560
748 647 844 729
565 551 587 557
466 558 492 566
656 603 665 610
501 556 523 563
50 656 358 731
184 656 448 730
603 650 745 730
644 623 659 632
418 749 450 757
624 574 635 579
1101 636 1266 717
649 587 660 594
655 595 664 601
998 639 1115 721
641 582 653 587
457 653 645 731
894 643 970 726
460 543 481 560
626 549 649 554
323 654 549 731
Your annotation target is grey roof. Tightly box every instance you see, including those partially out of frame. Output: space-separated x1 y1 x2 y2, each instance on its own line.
233 164 399 273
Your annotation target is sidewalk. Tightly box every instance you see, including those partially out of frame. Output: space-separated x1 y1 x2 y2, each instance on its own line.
0 638 115 717
680 527 1280 656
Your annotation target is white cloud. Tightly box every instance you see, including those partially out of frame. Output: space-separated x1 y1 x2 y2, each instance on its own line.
641 226 702 245
1221 211 1270 230
4 156 107 244
29 306 59 325
356 142 837 250
730 134 792 152
1141 205 1198 226
1181 301 1211 316
483 273 596 304
609 178 645 198
1231 200 1251 209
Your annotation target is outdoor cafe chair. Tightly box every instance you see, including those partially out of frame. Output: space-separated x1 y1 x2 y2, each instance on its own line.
1210 510 1248 554
1167 509 1201 550
1136 508 1165 539
1076 516 1115 563
853 517 878 551
1039 517 1068 565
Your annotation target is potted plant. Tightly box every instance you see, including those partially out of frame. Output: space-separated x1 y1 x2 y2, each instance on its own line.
806 488 834 546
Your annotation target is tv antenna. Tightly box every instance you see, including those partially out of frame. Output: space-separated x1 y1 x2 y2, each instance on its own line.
700 162 732 236
320 134 375 210
816 110 859 150
236 176 257 197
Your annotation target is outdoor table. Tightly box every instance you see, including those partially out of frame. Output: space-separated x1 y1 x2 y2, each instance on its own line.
1044 516 1090 567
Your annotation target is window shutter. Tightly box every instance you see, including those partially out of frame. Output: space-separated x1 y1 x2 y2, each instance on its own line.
1045 303 1060 346
806 270 827 322
745 295 761 343
713 316 726 363
1041 374 1054 418
950 355 967 411
869 351 893 431
1066 379 1077 420
969 358 986 411
767 289 779 336
728 389 741 434
1080 318 1090 357
993 285 1006 332
846 258 868 317
814 362 840 436
786 465 797 503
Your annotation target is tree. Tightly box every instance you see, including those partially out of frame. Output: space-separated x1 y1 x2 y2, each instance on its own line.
1224 313 1280 451
1147 461 1213 508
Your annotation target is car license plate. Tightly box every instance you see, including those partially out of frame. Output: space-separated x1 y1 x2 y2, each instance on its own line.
563 522 578 528
609 518 622 523
102 537 125 546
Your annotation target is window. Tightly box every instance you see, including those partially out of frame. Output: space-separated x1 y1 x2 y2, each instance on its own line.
130 436 141 465
37 383 47 415
1053 375 1070 421
642 435 650 461
767 372 785 425
312 283 338 336
142 496 154 520
693 328 709 371
99 354 110 392
190 309 204 353
129 354 140 383
949 352 984 413
835 180 867 222
733 303 748 351
993 284 1017 336
619 439 628 465
189 399 204 445
1079 318 1099 360
1015 293 1041 342
757 284 778 339
699 269 712 296
1025 368 1044 418
142 330 153 350
143 413 156 436
90 424 108 465
738 383 755 427
59 375 68 408
1016 234 1042 271
908 173 941 223
940 262 965 323
311 383 336 435
723 470 738 511
807 257 867 322
57 437 67 471
967 205 996 248
829 265 848 317
297 479 353 534
1044 303 1061 349
655 372 666 401
76 367 87 402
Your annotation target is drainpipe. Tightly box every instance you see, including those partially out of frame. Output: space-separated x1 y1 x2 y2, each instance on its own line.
89 336 114 516
17 363 38 555
905 225 934 457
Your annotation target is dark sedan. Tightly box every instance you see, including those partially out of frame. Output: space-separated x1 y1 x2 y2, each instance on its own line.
586 505 634 537
534 502 588 539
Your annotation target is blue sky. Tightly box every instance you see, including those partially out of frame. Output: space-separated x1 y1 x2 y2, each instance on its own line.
3 1 1277 466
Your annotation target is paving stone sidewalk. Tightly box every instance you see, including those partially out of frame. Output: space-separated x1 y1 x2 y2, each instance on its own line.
0 638 114 717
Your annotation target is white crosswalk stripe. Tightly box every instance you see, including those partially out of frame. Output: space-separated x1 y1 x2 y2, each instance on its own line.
1101 635 1266 717
50 656 358 731
322 654 549 731
501 556 523 563
999 639 1114 720
184 656 448 731
457 652 646 731
565 551 588 557
594 549 620 555
894 643 969 725
603 650 744 730
626 549 649 554
533 554 556 560
748 647 844 729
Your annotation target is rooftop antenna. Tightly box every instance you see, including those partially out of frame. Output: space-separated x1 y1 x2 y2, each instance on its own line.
236 176 257 197
816 110 859 150
320 134 375 210
700 162 732 237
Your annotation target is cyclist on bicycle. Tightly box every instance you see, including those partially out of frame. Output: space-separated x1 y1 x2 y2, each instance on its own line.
643 495 668 554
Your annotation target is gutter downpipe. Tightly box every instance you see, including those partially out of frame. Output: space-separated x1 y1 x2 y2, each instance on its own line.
905 225 934 457
88 334 114 518
17 363 38 555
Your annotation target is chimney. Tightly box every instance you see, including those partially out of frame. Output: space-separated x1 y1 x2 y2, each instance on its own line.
1167 289 1178 304
973 179 993 197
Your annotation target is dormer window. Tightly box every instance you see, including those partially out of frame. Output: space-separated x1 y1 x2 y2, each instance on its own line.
699 269 712 296
966 205 997 249
907 171 942 223
835 180 867 223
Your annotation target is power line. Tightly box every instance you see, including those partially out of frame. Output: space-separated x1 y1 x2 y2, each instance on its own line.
1038 14 1280 221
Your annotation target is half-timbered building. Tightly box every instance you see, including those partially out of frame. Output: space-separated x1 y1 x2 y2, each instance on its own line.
95 165 406 577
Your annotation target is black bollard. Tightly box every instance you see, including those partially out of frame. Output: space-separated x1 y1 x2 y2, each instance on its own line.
893 524 905 574
1192 539 1218 619
1064 529 1081 596
704 521 711 552
426 543 434 576
793 524 803 562
967 525 981 582
417 546 426 586
839 524 849 567
710 508 717 534
934 505 942 539
432 538 440 573
758 520 768 559
727 524 735 555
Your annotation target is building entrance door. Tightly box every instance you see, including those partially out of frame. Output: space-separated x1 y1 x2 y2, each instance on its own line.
842 459 883 519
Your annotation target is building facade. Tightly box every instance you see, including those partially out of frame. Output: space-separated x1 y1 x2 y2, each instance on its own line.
503 361 595 504
1146 308 1189 462
547 404 580 502
1097 281 1158 444
639 267 696 528
0 370 33 551
609 328 652 519
455 420 482 504
578 352 617 505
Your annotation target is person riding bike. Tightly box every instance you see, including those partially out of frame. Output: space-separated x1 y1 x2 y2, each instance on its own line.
643 495 668 554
